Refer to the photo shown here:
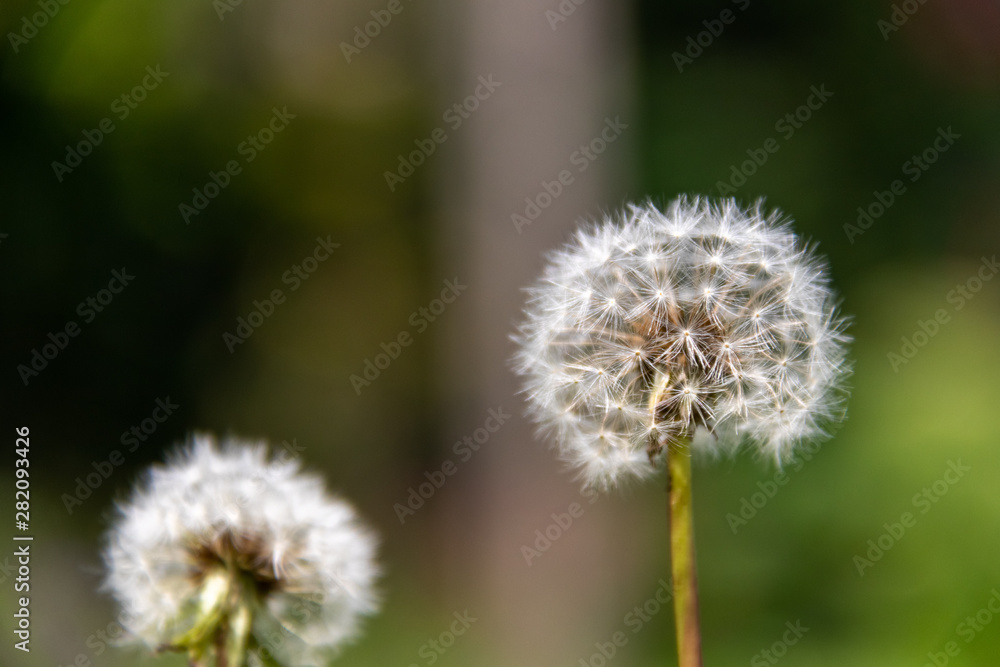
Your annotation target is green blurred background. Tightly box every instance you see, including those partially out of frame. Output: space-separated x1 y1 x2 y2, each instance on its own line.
2 0 999 665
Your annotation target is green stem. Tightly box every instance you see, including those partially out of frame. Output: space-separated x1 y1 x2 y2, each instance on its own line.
168 566 280 667
224 577 255 667
668 441 703 667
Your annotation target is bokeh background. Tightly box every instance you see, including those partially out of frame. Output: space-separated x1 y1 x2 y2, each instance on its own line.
2 0 1000 665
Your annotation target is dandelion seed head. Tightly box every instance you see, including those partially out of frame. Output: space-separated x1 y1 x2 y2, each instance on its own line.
103 434 379 664
514 197 851 489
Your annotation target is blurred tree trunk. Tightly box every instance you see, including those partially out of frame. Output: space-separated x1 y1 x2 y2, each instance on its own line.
434 2 636 664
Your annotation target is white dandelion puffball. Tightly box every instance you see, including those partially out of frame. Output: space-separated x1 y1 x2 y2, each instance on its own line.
514 197 851 489
104 434 379 665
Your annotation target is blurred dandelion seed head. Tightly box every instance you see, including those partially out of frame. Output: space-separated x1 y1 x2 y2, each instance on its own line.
103 434 380 663
513 197 851 489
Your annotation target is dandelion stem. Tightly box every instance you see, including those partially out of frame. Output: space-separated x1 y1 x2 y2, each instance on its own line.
168 566 272 667
668 440 703 667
